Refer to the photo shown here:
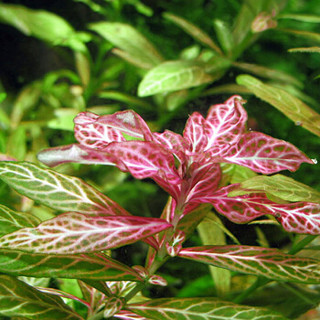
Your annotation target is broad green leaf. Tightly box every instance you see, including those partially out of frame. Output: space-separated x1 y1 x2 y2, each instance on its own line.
127 297 288 319
233 62 303 87
179 245 320 284
89 22 163 68
197 213 231 297
289 47 320 53
236 75 320 137
0 161 129 215
0 4 87 52
228 174 320 203
0 212 172 254
0 204 40 237
0 249 142 281
0 275 82 319
278 14 320 23
138 60 218 97
163 12 222 54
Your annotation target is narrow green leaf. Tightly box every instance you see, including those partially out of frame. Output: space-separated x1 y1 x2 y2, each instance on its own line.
179 245 320 284
233 62 303 88
0 275 83 319
279 28 320 43
7 127 26 160
278 14 320 23
228 174 320 203
289 47 320 53
89 22 163 68
128 297 288 319
0 161 129 215
163 12 222 54
213 19 234 54
0 4 86 52
197 212 231 297
236 74 320 137
0 249 142 281
0 204 40 236
138 60 217 97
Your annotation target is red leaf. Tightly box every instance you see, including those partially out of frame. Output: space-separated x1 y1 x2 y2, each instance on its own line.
223 132 313 174
204 95 247 151
208 185 320 234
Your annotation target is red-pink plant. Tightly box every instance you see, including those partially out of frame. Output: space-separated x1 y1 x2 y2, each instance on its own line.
0 96 319 319
38 95 318 234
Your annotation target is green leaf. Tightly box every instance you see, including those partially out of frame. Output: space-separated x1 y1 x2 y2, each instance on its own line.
213 19 234 54
228 174 320 203
236 74 320 137
179 245 320 284
127 297 288 319
0 275 83 319
0 4 87 52
279 28 320 43
163 12 222 54
7 126 26 160
89 22 163 69
278 14 320 23
233 62 303 88
197 212 231 297
288 47 320 53
0 204 40 237
0 92 6 103
0 161 129 215
0 249 142 281
138 60 219 97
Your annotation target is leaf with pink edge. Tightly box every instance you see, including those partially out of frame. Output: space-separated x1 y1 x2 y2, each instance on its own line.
0 275 83 319
115 310 149 320
127 297 288 320
178 245 320 284
204 95 248 151
0 213 172 254
223 132 313 174
0 161 128 216
208 185 320 235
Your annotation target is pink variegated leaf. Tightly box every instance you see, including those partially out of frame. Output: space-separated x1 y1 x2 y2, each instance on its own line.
104 297 125 318
223 132 313 174
183 112 207 153
152 130 188 163
74 112 125 149
204 95 247 151
0 213 172 254
76 110 153 141
178 245 320 284
208 185 320 235
186 163 221 203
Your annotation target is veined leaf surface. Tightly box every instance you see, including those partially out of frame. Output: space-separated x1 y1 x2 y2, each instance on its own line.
0 204 40 236
0 275 83 319
0 212 172 254
138 60 216 97
0 161 128 215
228 174 320 203
179 245 320 284
0 249 142 281
236 75 320 137
127 297 288 319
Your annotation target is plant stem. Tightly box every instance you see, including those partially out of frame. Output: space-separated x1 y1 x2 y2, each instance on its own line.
288 235 317 255
124 282 146 303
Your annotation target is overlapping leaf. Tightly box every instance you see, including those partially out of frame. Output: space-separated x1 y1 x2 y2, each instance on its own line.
127 297 287 319
228 174 320 203
0 249 142 281
223 132 313 174
0 212 172 254
179 245 320 284
0 204 40 236
208 185 320 234
0 275 83 319
236 75 320 137
0 161 128 215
